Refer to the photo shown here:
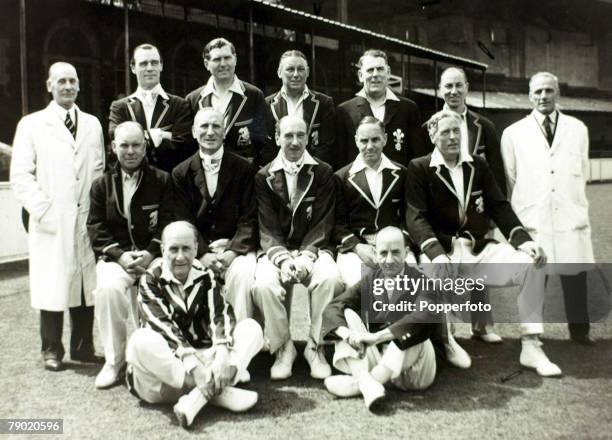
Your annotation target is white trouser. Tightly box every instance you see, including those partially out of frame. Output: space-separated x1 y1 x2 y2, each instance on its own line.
337 251 418 287
422 238 545 335
252 252 343 353
126 319 263 404
222 252 257 322
94 260 139 367
333 309 436 391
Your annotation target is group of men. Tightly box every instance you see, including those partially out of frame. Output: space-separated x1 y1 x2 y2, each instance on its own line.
10 35 594 427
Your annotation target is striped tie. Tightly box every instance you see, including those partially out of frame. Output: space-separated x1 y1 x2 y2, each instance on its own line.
65 112 76 139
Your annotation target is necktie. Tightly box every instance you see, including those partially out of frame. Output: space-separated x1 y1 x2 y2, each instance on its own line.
203 158 221 174
543 116 554 145
65 112 76 139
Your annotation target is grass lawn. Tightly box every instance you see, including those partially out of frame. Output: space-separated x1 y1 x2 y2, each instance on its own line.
0 184 611 439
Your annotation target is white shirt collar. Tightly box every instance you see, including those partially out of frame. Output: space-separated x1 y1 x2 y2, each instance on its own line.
532 109 558 125
356 87 400 102
429 147 473 169
443 103 468 118
269 149 318 173
199 146 224 165
121 168 141 182
133 84 169 101
201 75 245 98
160 258 206 289
280 85 310 101
349 153 400 175
49 100 77 122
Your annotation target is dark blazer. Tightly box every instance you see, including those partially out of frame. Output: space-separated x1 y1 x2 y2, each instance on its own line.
108 93 194 172
321 264 441 351
87 161 174 260
405 153 531 260
185 79 269 167
263 89 336 167
336 94 426 169
424 109 506 197
172 150 257 256
334 159 408 252
255 156 335 265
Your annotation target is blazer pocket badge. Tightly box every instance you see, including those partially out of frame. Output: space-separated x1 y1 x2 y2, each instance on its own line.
475 196 484 213
306 205 313 221
237 126 251 146
149 210 159 230
311 129 319 146
393 129 404 151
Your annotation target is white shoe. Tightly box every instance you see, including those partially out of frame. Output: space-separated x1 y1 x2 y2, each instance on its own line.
270 340 297 380
357 372 386 410
520 337 562 377
472 326 503 344
211 386 258 412
304 341 332 379
237 369 251 384
95 362 124 389
324 375 360 397
173 388 208 429
444 334 472 369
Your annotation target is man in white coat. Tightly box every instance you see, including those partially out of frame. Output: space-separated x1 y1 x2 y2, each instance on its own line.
501 72 595 345
10 62 105 371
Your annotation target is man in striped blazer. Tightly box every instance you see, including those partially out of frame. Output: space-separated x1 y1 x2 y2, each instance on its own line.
125 221 264 428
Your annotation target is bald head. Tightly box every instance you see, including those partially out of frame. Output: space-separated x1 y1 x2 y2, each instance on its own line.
47 62 79 110
114 121 145 142
161 221 199 283
439 67 468 113
375 226 407 277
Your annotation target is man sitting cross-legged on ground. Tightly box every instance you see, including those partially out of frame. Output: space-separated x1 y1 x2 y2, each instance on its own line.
126 221 264 429
253 115 344 380
87 121 173 389
405 110 560 377
321 226 440 410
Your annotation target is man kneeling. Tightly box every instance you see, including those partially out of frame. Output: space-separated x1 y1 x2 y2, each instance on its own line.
320 226 439 410
126 221 263 428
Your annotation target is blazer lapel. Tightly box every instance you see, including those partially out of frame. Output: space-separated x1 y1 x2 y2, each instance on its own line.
383 99 399 125
190 157 211 217
225 92 248 136
127 97 147 128
355 97 373 120
43 106 75 146
549 112 564 152
270 92 287 123
198 93 212 111
151 96 170 129
466 111 482 155
266 168 291 209
303 92 320 136
348 169 377 209
434 165 460 202
291 165 315 212
378 168 401 207
111 166 127 219
462 161 475 209
213 155 232 202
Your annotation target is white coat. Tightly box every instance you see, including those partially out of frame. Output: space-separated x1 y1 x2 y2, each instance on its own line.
10 103 105 311
501 110 594 270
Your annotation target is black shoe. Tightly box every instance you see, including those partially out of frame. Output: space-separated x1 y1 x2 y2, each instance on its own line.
71 351 105 364
570 334 595 346
43 355 63 372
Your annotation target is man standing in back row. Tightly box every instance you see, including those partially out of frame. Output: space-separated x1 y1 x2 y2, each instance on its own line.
185 37 269 167
109 43 193 172
336 49 425 169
